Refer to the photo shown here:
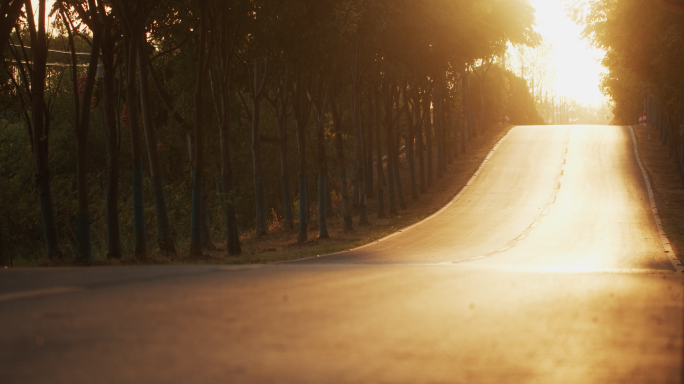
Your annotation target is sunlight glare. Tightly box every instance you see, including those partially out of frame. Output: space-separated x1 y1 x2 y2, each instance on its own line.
530 0 607 106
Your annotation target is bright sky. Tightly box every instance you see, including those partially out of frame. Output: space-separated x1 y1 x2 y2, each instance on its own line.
530 0 608 106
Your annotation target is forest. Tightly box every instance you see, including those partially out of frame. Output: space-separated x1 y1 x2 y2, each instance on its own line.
0 0 544 265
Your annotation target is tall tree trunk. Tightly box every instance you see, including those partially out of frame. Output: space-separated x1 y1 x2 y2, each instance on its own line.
325 169 333 218
408 115 419 201
385 81 398 215
464 70 473 141
138 33 175 255
365 94 374 199
124 30 146 259
292 73 312 242
353 86 369 225
479 76 486 132
74 18 102 263
220 135 241 256
404 86 418 201
190 2 209 257
460 69 468 153
29 0 60 259
393 141 406 210
317 118 329 238
330 90 353 230
420 88 428 191
393 96 406 211
446 93 454 164
296 123 307 242
425 82 434 187
278 138 294 231
251 59 269 237
201 178 215 249
217 71 241 255
102 22 121 259
374 86 386 218
434 70 445 179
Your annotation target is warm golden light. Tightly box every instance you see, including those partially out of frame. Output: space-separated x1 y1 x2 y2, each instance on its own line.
530 0 607 106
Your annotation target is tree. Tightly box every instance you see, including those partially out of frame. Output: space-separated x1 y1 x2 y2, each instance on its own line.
59 0 103 262
189 0 209 257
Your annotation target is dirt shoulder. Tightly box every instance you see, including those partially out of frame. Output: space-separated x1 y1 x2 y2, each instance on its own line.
632 124 684 263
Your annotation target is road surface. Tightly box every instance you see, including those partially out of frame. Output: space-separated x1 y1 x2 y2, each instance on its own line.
2 125 682 384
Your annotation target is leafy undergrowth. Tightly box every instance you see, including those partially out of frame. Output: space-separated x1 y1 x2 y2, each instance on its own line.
633 124 684 263
33 124 514 267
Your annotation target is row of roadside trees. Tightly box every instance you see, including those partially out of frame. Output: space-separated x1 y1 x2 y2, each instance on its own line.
0 0 541 265
572 0 684 173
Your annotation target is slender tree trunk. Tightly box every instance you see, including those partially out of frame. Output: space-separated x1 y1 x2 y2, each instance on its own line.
124 30 146 259
425 83 434 187
138 34 175 255
28 1 60 259
330 91 353 230
420 89 428 191
201 178 215 249
464 70 473 141
408 118 418 201
404 87 418 201
325 169 333 218
221 145 241 256
277 124 295 231
102 25 121 259
67 12 102 263
460 69 468 153
292 75 312 242
296 118 308 241
317 118 329 238
374 86 386 218
479 76 486 132
190 3 209 257
418 110 426 193
446 94 454 164
385 82 398 215
434 70 445 179
365 95 374 199
353 175 359 209
251 59 268 237
393 141 406 210
353 86 369 226
217 70 241 255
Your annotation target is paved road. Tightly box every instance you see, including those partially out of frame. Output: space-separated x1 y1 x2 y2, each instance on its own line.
2 125 682 383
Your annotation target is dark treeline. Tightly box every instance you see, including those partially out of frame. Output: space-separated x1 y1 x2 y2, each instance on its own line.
0 0 541 265
573 0 684 179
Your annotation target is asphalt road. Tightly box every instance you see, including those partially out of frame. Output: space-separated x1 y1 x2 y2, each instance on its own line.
2 125 682 384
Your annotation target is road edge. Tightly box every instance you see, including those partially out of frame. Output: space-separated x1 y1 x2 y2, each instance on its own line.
629 125 683 273
280 126 518 263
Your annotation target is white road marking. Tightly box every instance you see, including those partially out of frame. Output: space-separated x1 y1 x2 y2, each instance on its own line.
0 286 86 303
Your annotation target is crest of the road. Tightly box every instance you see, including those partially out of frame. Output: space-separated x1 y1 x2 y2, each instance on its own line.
2 125 682 384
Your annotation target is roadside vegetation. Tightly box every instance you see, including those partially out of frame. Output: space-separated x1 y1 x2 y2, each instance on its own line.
0 0 543 267
572 0 684 262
